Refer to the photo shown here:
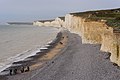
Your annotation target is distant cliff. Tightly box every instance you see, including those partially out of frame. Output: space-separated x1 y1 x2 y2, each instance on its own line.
7 22 33 25
34 8 120 66
33 17 65 27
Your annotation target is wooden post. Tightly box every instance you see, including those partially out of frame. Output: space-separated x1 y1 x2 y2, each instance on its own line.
21 67 24 73
27 66 30 71
9 69 12 75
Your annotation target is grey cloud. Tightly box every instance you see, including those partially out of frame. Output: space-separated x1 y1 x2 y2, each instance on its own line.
0 0 120 22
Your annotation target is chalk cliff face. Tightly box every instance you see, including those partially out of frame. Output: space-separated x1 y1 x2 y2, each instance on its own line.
64 14 106 44
33 17 64 27
33 13 120 66
64 14 120 66
33 21 44 26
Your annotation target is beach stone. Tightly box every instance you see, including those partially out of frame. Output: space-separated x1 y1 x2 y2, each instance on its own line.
6 31 120 80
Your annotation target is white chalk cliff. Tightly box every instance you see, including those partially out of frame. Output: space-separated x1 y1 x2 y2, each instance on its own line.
33 17 65 27
34 12 120 66
64 14 120 66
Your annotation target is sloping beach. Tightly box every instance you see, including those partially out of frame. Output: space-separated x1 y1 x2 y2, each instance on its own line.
0 25 59 73
2 30 120 80
0 29 68 80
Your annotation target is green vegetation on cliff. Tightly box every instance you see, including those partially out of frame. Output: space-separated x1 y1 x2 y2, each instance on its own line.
58 17 65 21
70 8 120 29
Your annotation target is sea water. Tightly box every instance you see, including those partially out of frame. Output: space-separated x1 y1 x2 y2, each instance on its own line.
0 25 59 72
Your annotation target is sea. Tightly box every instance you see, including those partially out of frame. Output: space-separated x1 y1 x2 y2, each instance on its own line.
0 25 59 72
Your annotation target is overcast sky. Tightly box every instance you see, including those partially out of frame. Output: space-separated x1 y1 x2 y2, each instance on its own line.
0 0 120 23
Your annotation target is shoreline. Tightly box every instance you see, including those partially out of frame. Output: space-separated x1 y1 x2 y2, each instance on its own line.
0 29 69 80
0 25 59 72
2 30 120 80
0 25 59 73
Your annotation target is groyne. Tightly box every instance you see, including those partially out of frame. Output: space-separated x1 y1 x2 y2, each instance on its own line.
0 31 63 76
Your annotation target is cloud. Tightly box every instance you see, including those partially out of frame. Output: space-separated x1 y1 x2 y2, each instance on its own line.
0 0 120 22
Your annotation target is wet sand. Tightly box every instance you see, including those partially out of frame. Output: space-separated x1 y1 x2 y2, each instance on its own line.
2 30 120 80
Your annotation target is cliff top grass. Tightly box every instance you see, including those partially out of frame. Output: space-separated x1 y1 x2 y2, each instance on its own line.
70 8 120 29
35 19 55 23
58 17 65 21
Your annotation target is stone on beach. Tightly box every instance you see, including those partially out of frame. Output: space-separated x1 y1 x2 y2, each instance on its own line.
6 31 120 80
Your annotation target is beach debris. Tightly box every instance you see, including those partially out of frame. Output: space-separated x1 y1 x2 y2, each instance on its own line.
9 69 12 75
52 61 54 64
104 52 111 59
60 42 63 45
13 69 17 74
25 66 30 72
20 67 25 73
113 63 118 67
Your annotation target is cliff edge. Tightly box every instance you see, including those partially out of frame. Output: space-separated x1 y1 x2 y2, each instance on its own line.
64 8 120 66
34 8 120 66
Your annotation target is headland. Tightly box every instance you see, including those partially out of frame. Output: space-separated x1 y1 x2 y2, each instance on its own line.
2 8 120 80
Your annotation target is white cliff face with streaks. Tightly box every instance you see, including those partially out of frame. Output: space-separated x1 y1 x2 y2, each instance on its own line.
64 14 120 66
33 21 44 26
33 17 65 27
33 13 120 66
